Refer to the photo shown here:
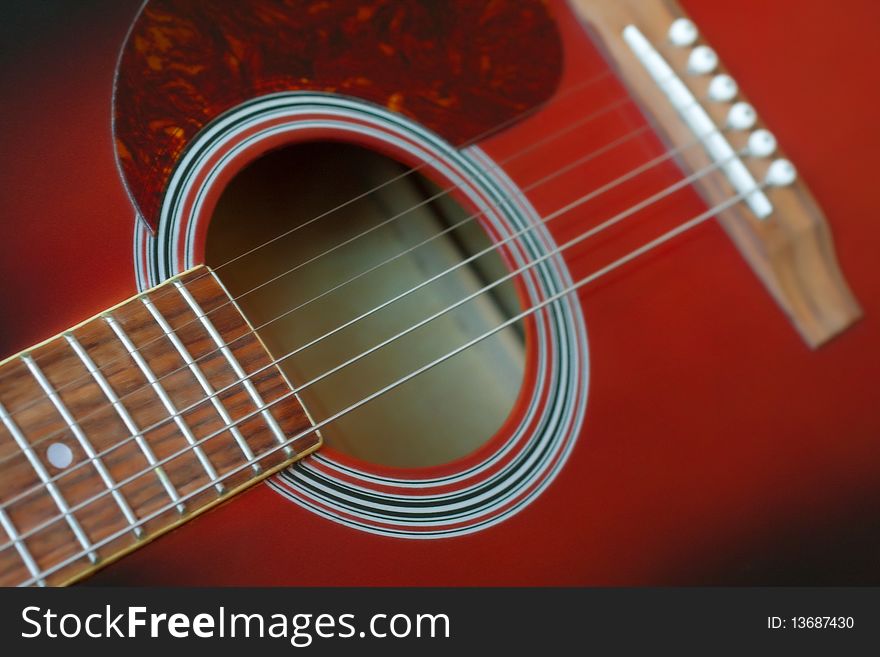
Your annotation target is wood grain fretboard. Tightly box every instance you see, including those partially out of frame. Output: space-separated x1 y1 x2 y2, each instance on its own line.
0 266 320 586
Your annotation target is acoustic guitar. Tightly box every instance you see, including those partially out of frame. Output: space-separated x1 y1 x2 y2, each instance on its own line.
0 0 877 587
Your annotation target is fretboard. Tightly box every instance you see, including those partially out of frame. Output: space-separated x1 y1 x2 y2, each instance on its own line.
0 266 319 586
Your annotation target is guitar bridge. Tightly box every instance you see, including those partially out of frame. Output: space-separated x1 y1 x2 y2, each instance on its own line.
570 0 862 347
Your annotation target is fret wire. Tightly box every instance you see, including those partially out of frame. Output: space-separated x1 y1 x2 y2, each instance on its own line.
0 72 617 454
65 334 186 514
0 139 726 545
174 280 293 458
140 295 260 473
22 355 143 539
0 506 45 586
104 316 226 494
0 106 692 485
11 183 754 586
0 400 98 564
0 143 734 547
27 188 753 587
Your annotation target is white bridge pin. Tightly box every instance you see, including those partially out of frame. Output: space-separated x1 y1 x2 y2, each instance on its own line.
748 129 778 158
708 74 738 102
727 102 758 131
688 45 719 75
766 159 798 187
668 18 699 47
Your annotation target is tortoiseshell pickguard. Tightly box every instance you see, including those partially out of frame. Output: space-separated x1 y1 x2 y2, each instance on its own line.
113 0 564 230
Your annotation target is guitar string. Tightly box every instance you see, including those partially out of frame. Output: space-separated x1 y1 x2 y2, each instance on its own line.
0 118 713 491
0 72 623 425
0 134 731 517
13 184 760 587
204 98 636 307
0 119 652 472
188 24 609 276
0 148 748 560
0 102 700 474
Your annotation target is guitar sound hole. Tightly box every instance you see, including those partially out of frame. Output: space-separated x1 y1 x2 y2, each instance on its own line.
206 142 525 468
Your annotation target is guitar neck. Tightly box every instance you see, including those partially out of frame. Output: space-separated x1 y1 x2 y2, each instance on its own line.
0 266 320 586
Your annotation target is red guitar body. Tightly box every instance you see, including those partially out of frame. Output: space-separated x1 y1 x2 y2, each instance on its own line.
1 0 878 585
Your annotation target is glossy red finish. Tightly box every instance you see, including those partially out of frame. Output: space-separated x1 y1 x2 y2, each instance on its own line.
0 0 878 584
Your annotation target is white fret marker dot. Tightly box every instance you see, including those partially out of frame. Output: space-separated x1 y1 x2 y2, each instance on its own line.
47 443 73 469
